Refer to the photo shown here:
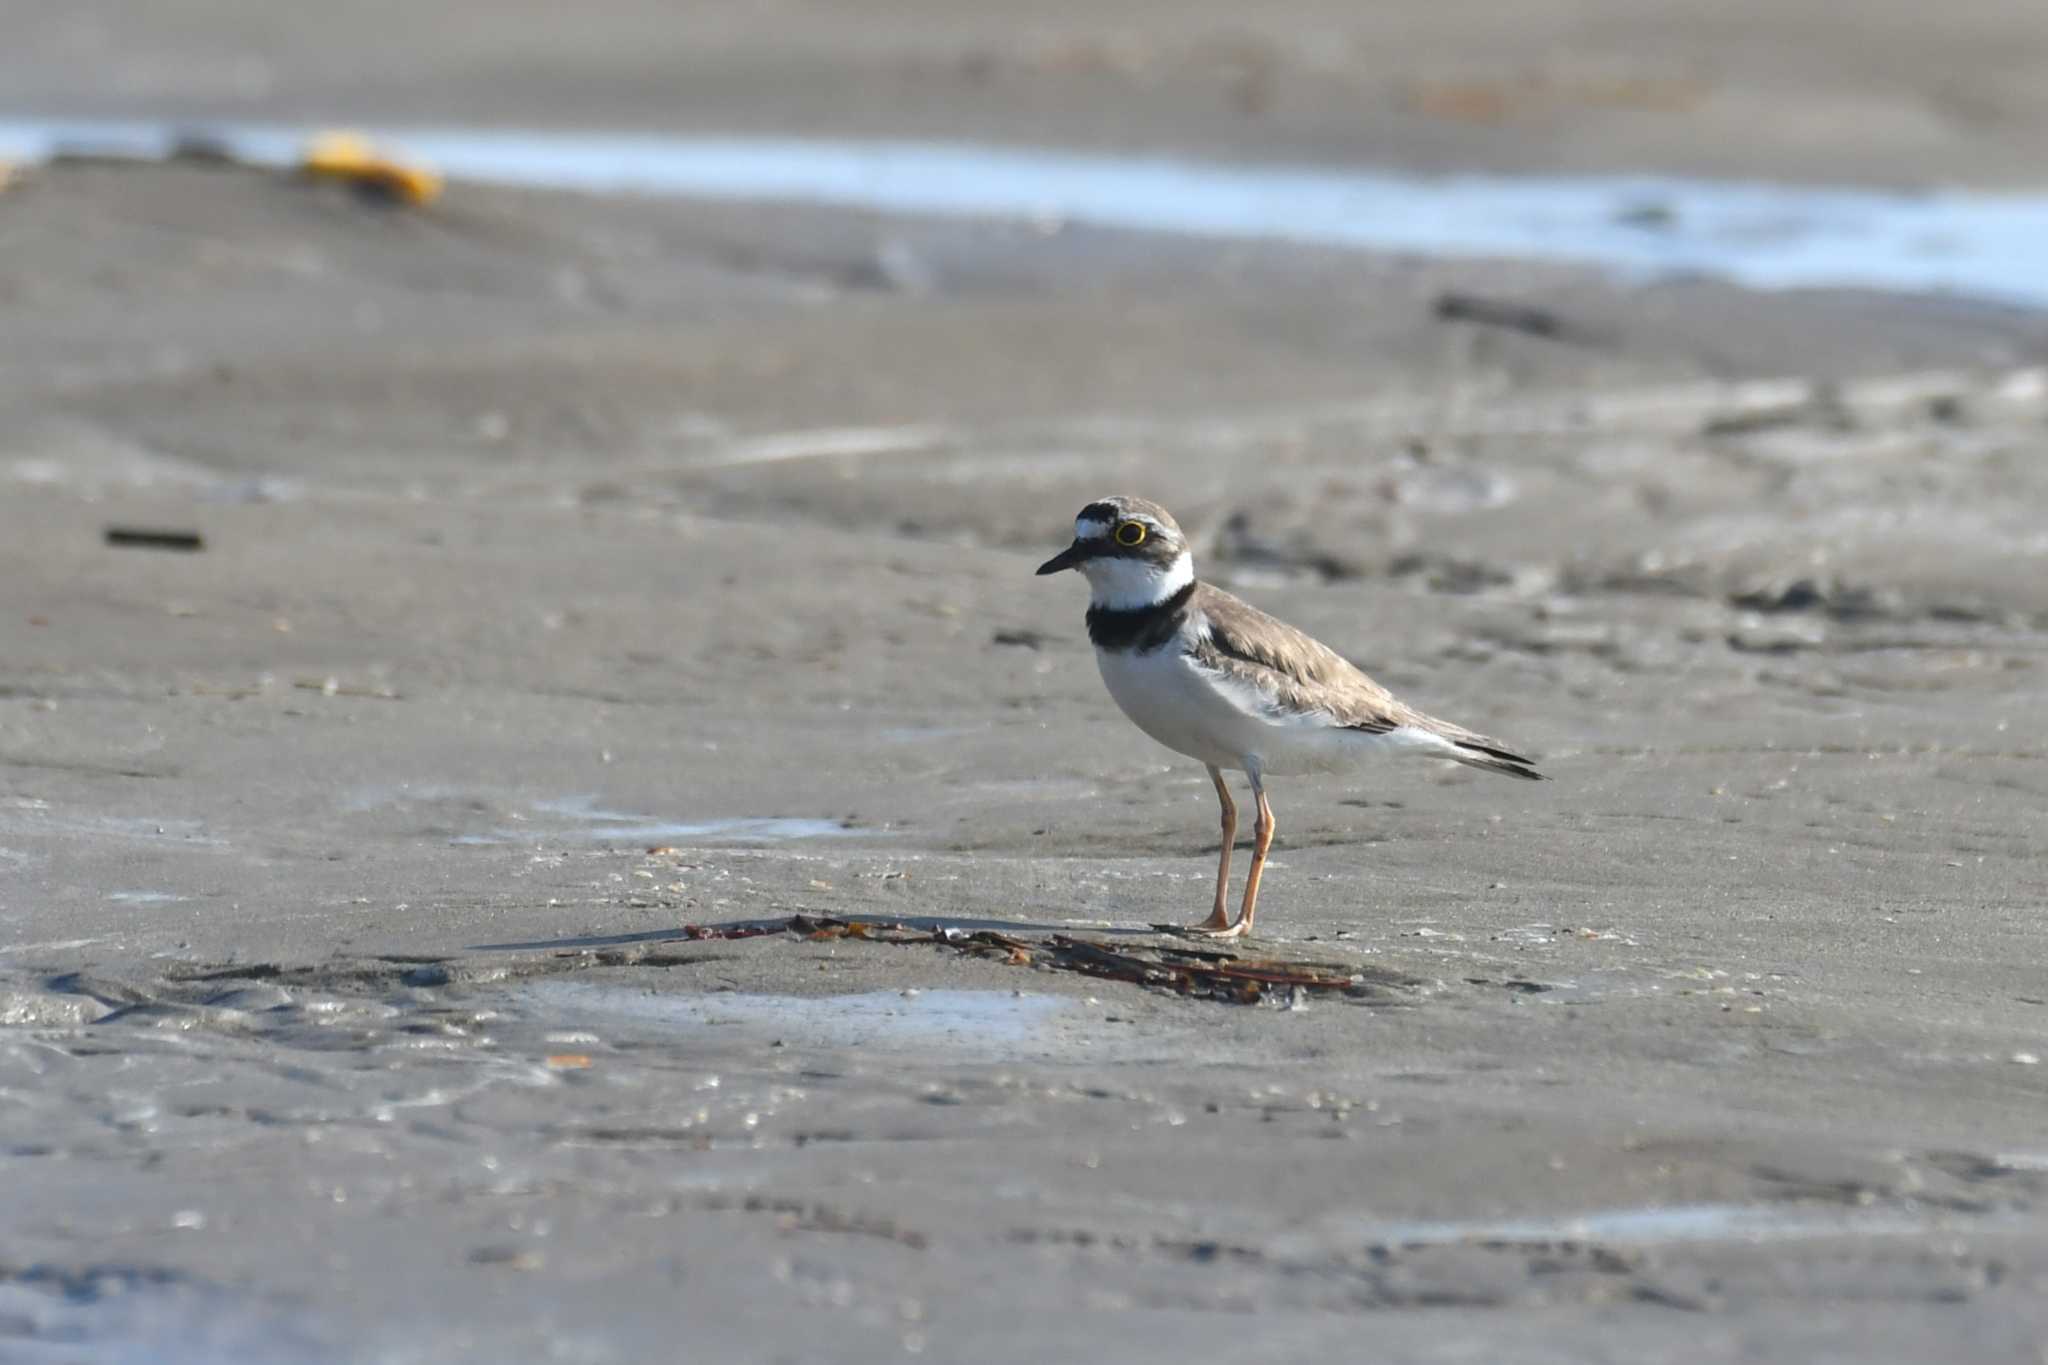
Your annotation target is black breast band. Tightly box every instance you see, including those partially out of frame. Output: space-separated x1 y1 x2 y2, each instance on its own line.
1085 581 1196 653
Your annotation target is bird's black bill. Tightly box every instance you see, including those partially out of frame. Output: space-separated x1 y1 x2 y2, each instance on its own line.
1036 541 1089 575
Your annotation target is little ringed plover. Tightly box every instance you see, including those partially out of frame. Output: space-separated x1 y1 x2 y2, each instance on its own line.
1037 495 1543 938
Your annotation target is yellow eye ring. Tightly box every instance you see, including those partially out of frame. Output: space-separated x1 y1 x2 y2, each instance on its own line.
1115 521 1147 547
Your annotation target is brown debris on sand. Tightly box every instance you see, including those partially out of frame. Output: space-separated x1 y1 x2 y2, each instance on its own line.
670 914 1421 1005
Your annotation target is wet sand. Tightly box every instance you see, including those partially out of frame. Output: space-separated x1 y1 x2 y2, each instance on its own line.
5 5 2048 1362
12 0 2048 188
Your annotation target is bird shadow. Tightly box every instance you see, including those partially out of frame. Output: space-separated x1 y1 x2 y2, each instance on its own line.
468 913 1166 953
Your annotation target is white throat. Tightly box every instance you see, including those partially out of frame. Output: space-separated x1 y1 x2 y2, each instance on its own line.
1083 550 1193 611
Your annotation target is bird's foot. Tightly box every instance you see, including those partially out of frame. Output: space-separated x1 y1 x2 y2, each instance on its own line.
1181 916 1249 939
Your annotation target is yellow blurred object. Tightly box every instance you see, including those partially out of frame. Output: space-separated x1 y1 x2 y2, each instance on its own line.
300 131 443 206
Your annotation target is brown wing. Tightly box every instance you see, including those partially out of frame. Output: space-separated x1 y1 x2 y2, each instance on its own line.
1189 583 1543 779
1188 583 1417 733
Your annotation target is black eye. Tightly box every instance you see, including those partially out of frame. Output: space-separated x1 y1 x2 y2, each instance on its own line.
1115 521 1147 547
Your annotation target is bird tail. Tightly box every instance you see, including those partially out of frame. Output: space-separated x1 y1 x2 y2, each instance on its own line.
1446 736 1546 781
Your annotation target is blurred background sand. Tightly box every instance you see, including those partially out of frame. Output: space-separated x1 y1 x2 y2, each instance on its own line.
2 4 2047 1362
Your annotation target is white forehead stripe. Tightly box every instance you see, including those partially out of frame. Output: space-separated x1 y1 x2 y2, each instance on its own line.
1076 515 1115 540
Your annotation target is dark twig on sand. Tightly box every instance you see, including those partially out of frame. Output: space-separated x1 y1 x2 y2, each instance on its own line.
1433 291 1607 345
104 526 205 552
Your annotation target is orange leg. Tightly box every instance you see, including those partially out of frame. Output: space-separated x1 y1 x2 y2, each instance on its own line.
1186 764 1236 933
1234 783 1275 938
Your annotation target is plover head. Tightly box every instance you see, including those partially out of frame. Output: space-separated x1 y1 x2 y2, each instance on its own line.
1035 495 1192 609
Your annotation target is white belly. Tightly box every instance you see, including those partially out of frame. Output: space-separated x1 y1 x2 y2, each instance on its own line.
1094 645 1396 777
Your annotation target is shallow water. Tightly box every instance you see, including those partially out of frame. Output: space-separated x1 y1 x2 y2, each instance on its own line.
4 118 2048 305
525 981 1071 1052
0 1267 339 1365
457 794 858 846
1303 1203 1953 1251
335 784 859 847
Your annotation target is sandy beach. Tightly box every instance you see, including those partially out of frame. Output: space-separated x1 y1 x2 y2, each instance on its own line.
3 4 2048 1361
